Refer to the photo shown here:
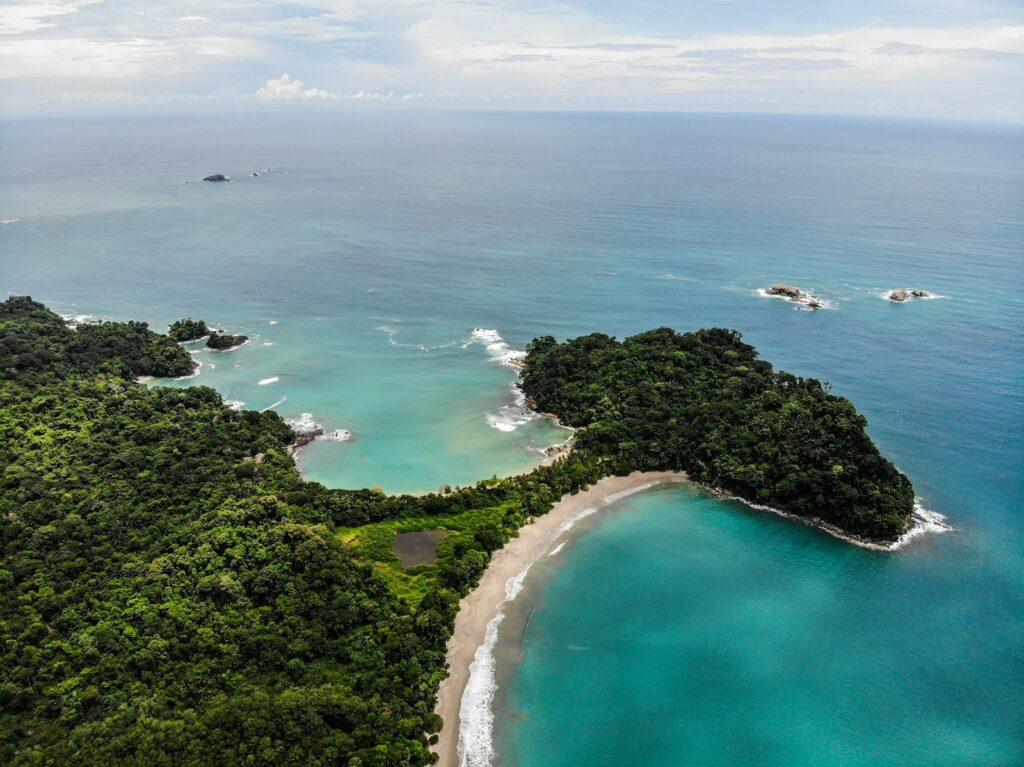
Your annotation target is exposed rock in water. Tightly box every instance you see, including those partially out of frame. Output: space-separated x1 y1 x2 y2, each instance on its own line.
767 283 803 299
910 289 931 298
888 289 910 302
203 174 230 182
291 428 324 449
763 283 826 309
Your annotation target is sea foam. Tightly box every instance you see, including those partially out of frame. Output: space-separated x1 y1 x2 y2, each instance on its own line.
469 329 534 433
458 503 600 767
377 324 459 352
260 396 287 412
755 287 836 310
469 328 527 369
893 500 953 548
285 413 354 442
258 376 279 385
485 384 536 433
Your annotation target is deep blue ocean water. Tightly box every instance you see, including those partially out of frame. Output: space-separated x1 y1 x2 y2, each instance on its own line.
1 111 1021 765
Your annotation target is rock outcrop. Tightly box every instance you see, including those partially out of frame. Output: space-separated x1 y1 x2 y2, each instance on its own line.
766 284 803 299
887 288 932 302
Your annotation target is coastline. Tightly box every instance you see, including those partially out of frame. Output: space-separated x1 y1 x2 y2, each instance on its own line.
432 467 949 766
433 470 689 767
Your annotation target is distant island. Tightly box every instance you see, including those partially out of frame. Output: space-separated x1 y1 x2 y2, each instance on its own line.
206 331 249 351
168 317 209 341
0 297 915 767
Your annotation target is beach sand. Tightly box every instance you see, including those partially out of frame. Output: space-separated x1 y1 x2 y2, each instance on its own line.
432 470 689 767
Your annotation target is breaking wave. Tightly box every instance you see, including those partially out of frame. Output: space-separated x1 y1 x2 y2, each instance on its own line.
468 328 526 369
458 504 600 767
485 384 536 433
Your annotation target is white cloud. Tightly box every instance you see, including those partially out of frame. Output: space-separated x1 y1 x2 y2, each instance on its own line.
255 73 339 100
0 0 1020 119
0 0 98 35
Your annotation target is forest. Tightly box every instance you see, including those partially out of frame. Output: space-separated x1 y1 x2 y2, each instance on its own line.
520 327 914 538
0 298 912 766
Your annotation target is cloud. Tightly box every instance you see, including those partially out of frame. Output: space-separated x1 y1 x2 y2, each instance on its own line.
0 0 98 35
0 0 1021 120
254 73 338 100
876 41 1024 61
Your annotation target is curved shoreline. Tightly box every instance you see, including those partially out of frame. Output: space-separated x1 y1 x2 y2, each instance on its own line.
431 469 949 766
432 471 689 767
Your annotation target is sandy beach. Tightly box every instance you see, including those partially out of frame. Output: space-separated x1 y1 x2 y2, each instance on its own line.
433 470 689 767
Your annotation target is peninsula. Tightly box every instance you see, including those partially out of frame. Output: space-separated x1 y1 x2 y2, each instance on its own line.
0 297 914 767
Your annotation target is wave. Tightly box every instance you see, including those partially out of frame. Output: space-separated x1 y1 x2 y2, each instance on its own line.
224 400 245 411
468 328 526 369
377 324 459 352
485 384 536 433
286 412 321 433
601 482 658 506
62 313 99 328
174 359 205 380
548 542 566 556
258 376 279 385
1 218 19 225
658 273 699 282
724 493 951 551
458 503 600 767
285 413 354 443
260 396 287 412
892 500 953 548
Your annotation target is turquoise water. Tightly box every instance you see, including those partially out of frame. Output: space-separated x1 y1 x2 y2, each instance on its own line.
1 112 1021 764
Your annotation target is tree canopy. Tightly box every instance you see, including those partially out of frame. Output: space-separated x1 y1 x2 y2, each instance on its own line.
0 299 913 766
520 327 914 538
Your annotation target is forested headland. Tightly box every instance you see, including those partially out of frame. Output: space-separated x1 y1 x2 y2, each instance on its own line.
521 328 914 539
0 298 912 766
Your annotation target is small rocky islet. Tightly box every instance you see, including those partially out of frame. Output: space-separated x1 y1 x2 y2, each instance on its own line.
763 283 824 309
886 288 933 302
761 283 936 308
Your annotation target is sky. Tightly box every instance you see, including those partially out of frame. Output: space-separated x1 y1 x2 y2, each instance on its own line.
1 0 1022 121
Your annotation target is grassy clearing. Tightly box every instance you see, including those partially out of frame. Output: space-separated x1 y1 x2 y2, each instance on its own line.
337 503 517 604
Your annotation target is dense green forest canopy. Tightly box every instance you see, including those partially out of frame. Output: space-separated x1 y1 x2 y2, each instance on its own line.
0 297 602 767
0 298 913 767
207 332 249 350
168 318 209 342
520 327 914 538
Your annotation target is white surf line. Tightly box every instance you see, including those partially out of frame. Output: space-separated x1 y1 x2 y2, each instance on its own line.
724 494 951 551
260 396 287 412
458 504 600 767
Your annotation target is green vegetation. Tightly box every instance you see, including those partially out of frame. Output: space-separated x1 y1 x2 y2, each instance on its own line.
0 297 604 767
168 318 209 342
207 332 249 351
520 327 914 539
1 297 194 381
0 299 913 766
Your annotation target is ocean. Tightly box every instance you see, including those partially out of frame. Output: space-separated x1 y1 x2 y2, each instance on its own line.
1 111 1021 765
